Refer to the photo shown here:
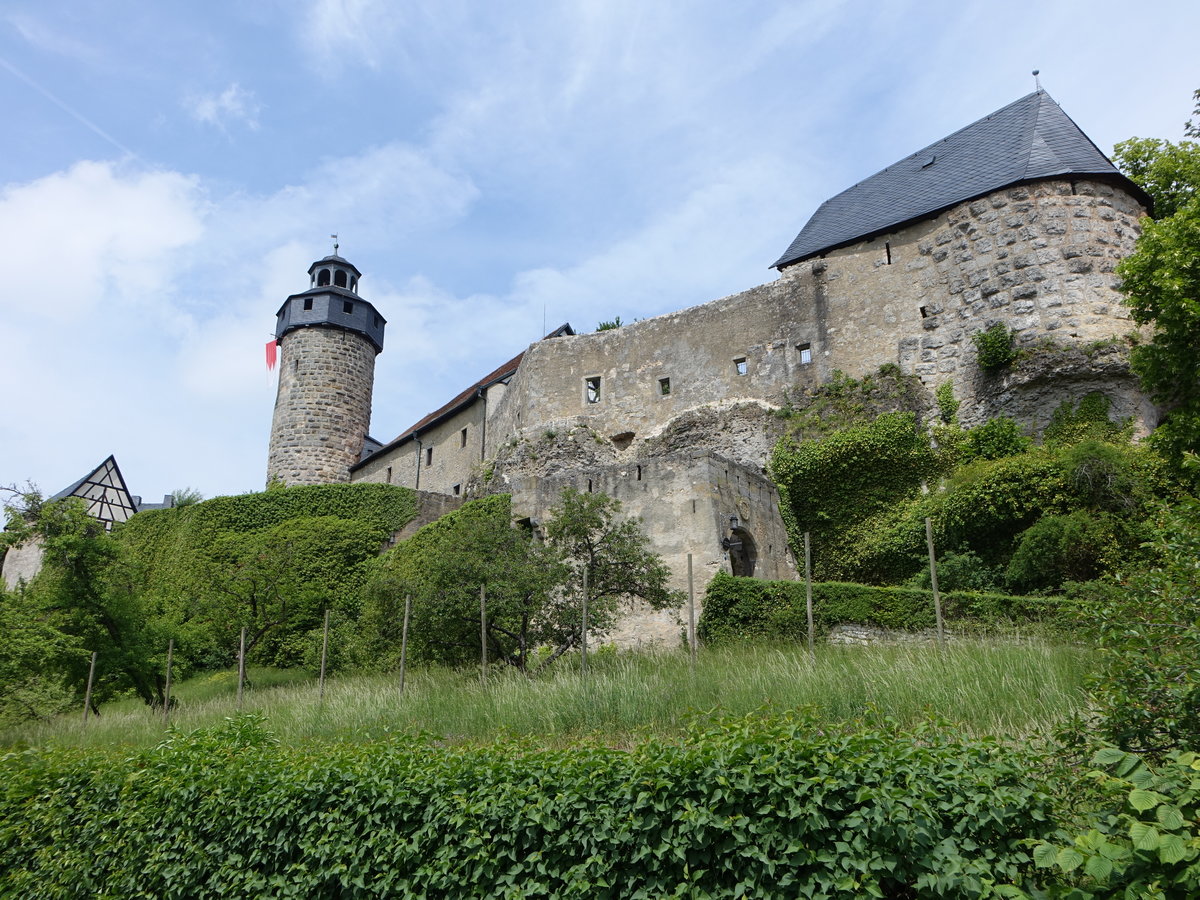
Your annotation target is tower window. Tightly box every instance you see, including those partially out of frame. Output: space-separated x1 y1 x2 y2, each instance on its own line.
373 315 381 328
797 342 812 365
452 484 461 496
385 466 392 484
318 269 331 286
303 298 313 311
460 427 468 448
585 376 601 404
334 270 347 288
425 447 433 467
658 377 671 396
734 357 748 376
351 278 358 293
343 300 354 314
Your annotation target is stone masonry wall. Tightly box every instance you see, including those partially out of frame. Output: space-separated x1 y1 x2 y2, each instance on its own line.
482 178 1148 462
267 326 377 486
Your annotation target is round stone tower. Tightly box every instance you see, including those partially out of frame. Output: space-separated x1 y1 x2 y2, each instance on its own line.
266 252 386 486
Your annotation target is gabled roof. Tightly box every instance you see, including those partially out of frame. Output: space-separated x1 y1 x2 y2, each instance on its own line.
351 323 575 471
51 455 139 529
772 90 1148 269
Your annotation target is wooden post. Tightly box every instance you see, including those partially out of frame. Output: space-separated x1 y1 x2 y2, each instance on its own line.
687 553 697 666
81 651 97 724
804 532 815 661
925 517 946 648
318 608 330 702
162 639 174 726
581 568 589 676
480 584 487 686
237 626 246 708
399 594 411 696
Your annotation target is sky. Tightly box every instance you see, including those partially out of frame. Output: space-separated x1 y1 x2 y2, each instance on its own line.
1 0 1197 503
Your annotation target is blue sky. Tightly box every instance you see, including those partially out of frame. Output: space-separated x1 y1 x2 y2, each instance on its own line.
1 0 1197 502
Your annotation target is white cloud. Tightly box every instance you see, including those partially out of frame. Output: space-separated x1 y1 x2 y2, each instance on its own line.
188 83 261 132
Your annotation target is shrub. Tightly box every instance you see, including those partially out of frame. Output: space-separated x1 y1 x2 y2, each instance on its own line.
907 549 1007 593
962 417 1032 461
0 712 1061 898
972 324 1018 371
1006 511 1120 594
935 381 960 424
1043 393 1132 447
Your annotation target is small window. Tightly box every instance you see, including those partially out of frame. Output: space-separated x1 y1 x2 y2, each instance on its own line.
452 484 461 496
303 298 313 311
334 270 347 288
373 315 381 328
658 377 671 396
919 306 929 319
585 376 601 404
318 269 331 286
797 342 812 365
385 466 392 484
343 300 354 314
734 357 748 376
351 278 358 293
636 465 642 481
425 447 433 467
460 427 468 448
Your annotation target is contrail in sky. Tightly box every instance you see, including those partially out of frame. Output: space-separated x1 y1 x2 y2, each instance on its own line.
0 54 140 161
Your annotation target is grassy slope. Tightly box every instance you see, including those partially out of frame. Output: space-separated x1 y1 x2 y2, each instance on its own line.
2 641 1095 751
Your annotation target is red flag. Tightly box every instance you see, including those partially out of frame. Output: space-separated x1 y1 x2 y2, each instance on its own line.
266 339 278 371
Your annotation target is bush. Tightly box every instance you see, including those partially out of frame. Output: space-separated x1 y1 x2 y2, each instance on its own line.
0 712 1061 898
962 417 1032 461
1006 511 1121 594
907 549 1007 593
698 572 1059 645
972 324 1018 371
1043 393 1132 447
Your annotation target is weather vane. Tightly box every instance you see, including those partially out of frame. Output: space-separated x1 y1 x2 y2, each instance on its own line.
331 233 339 255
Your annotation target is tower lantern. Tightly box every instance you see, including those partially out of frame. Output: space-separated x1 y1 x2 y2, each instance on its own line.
266 249 386 486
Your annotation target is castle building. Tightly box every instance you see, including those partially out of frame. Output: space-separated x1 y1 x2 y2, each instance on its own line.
269 91 1154 645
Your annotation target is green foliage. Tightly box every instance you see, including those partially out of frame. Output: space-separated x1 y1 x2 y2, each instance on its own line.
1005 511 1121 594
169 487 204 507
596 315 622 331
906 549 1006 593
936 381 960 424
775 369 927 439
0 711 1060 898
1043 393 1131 447
363 490 677 673
698 572 1060 646
771 412 941 578
972 324 1018 371
0 584 81 727
1072 493 1200 755
1118 196 1200 465
1020 747 1200 899
962 417 1032 462
1112 135 1200 219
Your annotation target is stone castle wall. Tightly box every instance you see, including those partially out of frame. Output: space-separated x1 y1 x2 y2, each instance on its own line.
267 327 377 486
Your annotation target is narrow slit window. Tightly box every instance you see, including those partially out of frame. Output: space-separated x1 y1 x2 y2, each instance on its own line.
585 376 601 404
587 479 593 493
636 465 642 481
885 241 892 265
658 377 671 396
385 466 392 484
425 447 433 467
919 306 929 318
797 342 812 365
460 427 468 448
734 357 748 376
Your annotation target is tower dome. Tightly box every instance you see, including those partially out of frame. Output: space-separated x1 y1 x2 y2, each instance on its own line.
266 249 386 486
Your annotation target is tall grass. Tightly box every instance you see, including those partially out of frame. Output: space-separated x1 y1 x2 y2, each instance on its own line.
2 641 1095 750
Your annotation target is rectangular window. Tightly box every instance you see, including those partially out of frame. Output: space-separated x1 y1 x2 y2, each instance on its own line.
425 447 433 467
303 298 313 311
460 427 468 448
343 300 354 314
658 377 671 396
734 357 748 376
385 466 392 484
585 376 601 404
452 484 461 496
797 342 812 365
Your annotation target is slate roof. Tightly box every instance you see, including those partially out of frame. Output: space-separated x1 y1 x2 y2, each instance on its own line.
772 91 1147 269
351 323 575 471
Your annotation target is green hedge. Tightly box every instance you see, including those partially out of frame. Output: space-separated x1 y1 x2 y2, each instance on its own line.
698 573 1061 645
0 713 1057 898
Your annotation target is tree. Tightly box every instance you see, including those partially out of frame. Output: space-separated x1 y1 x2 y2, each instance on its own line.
544 488 680 662
3 490 166 710
364 491 679 674
1114 91 1200 466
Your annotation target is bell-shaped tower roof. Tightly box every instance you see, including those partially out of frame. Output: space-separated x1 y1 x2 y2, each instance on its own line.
274 249 385 352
